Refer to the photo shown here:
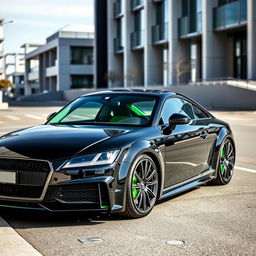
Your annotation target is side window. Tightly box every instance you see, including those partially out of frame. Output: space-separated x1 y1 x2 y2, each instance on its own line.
193 105 209 119
159 98 195 124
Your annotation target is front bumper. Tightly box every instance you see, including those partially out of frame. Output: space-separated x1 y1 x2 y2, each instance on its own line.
0 158 126 213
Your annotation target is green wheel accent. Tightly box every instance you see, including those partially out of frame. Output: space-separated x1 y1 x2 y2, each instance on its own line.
220 149 225 158
132 175 139 199
220 164 225 174
100 205 109 209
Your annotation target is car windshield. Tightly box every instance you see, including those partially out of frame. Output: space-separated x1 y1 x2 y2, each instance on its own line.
48 94 158 126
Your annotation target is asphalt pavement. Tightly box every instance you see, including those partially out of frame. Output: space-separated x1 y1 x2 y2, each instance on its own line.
0 107 255 256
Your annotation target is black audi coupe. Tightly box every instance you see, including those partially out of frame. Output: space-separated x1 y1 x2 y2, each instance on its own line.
0 90 235 218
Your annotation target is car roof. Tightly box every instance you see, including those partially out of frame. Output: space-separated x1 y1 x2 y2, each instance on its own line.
81 89 177 97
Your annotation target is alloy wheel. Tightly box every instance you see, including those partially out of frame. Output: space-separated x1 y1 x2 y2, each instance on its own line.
219 140 235 182
131 158 158 214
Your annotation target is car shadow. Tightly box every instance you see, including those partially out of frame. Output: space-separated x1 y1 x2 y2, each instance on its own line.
0 186 203 230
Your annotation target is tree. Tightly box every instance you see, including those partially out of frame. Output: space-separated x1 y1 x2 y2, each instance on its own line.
174 49 191 85
0 79 12 90
126 68 138 87
106 71 121 88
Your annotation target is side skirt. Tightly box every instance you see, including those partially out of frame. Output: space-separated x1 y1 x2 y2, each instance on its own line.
159 168 215 200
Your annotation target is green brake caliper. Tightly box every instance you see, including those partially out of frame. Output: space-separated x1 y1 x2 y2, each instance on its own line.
132 175 139 199
220 149 225 174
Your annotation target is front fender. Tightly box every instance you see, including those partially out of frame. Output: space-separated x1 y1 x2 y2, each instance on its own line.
118 140 165 198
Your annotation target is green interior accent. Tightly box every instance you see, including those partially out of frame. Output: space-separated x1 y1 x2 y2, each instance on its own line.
128 104 146 116
100 205 109 209
49 105 72 123
132 175 139 199
220 165 225 174
220 149 225 157
110 116 128 122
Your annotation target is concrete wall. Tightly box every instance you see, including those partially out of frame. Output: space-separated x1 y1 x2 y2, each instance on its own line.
172 85 256 110
61 85 256 110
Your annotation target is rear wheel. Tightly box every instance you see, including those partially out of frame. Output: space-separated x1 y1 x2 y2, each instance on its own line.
211 138 235 185
122 154 158 218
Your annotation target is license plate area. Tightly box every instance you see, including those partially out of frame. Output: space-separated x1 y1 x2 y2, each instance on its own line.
0 171 16 184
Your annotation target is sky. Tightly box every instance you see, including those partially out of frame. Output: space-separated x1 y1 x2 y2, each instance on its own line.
0 0 94 53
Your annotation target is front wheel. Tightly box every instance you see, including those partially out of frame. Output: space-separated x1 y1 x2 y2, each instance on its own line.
122 154 159 218
211 138 235 185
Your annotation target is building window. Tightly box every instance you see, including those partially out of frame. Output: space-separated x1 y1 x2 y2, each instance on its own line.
156 0 169 25
70 75 93 89
218 0 238 6
70 47 93 65
234 37 247 79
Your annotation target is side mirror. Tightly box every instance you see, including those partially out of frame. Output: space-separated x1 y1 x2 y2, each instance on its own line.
169 113 190 125
47 112 57 121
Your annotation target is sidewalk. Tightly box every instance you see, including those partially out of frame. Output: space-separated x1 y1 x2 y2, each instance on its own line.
0 216 42 256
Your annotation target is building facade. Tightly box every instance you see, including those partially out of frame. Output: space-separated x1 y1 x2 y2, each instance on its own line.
95 0 256 88
5 52 25 96
25 25 94 95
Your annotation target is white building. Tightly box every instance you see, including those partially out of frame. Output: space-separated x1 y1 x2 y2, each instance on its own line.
24 25 94 95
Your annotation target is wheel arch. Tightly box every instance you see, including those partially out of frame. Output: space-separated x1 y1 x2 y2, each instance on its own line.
210 127 236 172
118 140 165 199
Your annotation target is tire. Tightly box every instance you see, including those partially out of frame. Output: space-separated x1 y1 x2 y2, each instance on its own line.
121 154 159 218
210 138 235 185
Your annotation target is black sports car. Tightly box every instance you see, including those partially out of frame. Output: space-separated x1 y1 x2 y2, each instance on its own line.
0 90 235 218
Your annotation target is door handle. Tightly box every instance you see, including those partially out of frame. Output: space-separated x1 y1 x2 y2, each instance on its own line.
200 130 208 139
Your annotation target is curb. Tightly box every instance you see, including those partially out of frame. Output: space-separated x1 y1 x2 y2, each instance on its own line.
0 216 42 256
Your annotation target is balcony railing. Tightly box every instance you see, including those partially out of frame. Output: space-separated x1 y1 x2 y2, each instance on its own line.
113 0 122 18
178 12 202 38
114 37 123 53
131 0 144 10
131 30 144 49
213 0 247 30
152 23 168 44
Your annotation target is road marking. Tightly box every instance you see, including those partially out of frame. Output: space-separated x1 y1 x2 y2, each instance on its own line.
6 115 21 121
235 166 256 174
24 114 44 120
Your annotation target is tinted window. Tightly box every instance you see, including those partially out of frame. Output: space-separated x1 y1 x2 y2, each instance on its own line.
160 98 195 124
193 105 209 119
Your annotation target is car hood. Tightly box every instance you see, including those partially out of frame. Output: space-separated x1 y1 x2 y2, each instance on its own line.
0 124 128 161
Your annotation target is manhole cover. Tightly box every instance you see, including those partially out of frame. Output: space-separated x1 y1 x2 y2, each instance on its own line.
78 237 104 244
165 240 185 245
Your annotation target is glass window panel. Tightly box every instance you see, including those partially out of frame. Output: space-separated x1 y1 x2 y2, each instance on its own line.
160 98 195 124
70 75 93 89
70 47 94 65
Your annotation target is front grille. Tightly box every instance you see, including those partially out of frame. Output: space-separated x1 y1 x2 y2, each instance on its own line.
0 158 51 198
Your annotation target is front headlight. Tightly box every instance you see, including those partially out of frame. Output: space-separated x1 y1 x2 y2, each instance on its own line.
62 150 120 169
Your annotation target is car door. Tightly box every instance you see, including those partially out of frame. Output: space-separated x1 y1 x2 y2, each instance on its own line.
192 103 218 170
159 97 208 188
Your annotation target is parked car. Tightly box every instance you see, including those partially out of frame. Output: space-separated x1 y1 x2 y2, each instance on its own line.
0 90 235 218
